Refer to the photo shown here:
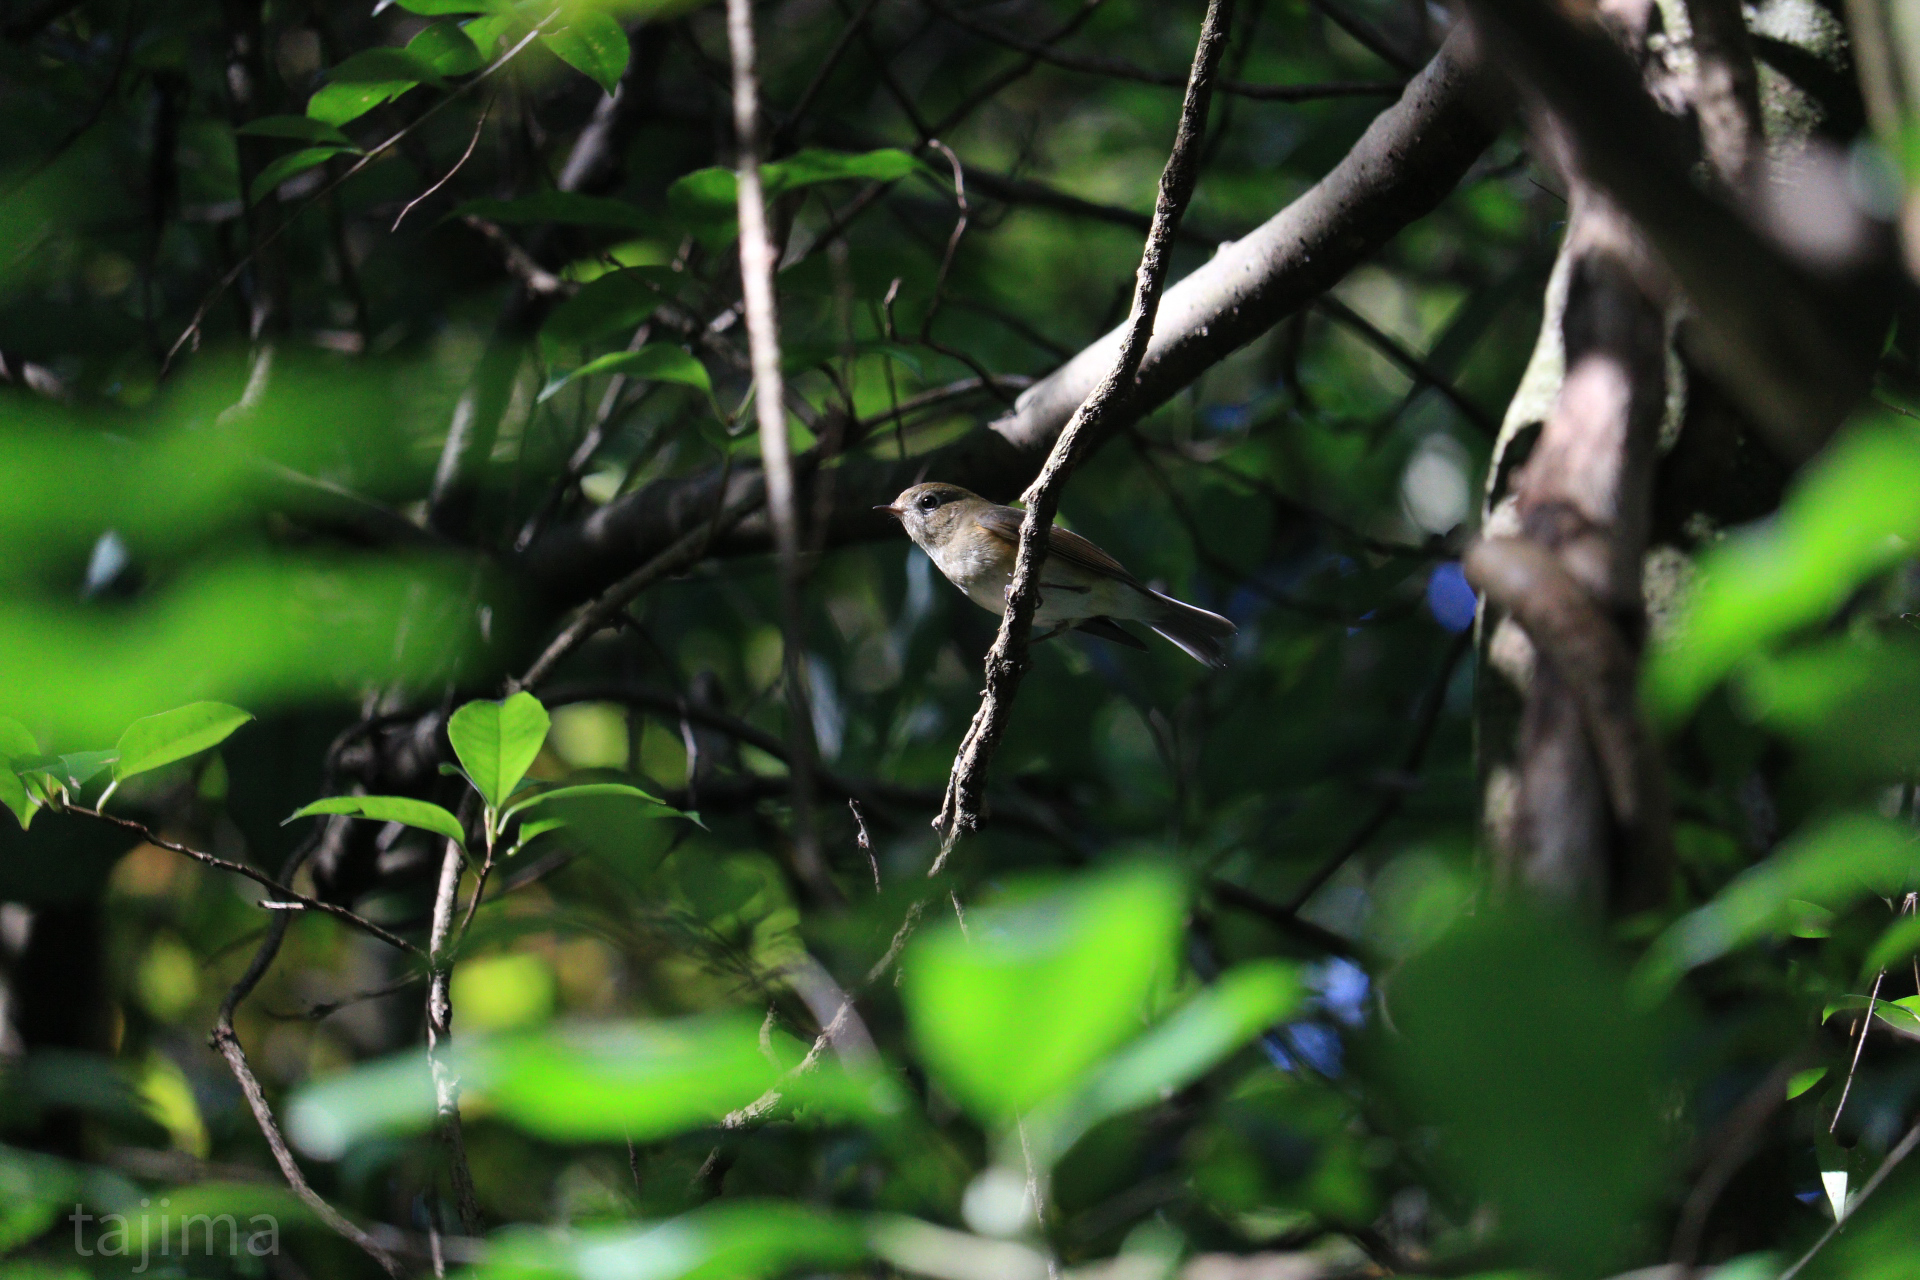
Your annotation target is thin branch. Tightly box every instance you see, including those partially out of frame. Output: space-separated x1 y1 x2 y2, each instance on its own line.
393 96 492 232
1831 967 1885 1133
68 807 423 956
727 0 833 902
209 830 406 1277
1315 294 1498 435
932 0 1236 864
426 828 482 1234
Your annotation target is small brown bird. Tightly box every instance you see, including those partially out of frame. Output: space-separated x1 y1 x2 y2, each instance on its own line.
876 482 1237 666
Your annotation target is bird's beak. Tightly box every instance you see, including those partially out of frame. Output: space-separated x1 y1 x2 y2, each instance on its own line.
874 504 903 518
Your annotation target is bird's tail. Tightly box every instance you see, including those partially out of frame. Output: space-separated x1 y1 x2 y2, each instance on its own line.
1146 592 1237 667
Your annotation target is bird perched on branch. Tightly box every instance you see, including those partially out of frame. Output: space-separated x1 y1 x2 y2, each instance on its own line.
876 482 1237 666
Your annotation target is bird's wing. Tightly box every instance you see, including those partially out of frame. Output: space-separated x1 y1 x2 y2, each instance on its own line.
972 504 1145 588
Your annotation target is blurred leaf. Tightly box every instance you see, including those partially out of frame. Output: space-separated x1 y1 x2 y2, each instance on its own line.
407 19 486 75
396 0 508 14
112 701 252 782
1388 907 1667 1278
452 953 554 1032
666 150 921 229
235 115 353 145
868 1217 1050 1280
1786 899 1835 938
288 1015 896 1157
287 794 467 848
1638 812 1920 997
1738 637 1920 777
0 1145 80 1251
903 863 1185 1120
1029 959 1301 1165
248 146 351 204
0 769 29 831
448 692 550 811
0 717 37 830
452 191 653 230
1864 914 1920 979
307 49 445 126
538 343 711 402
474 1202 865 1280
538 268 681 353
1646 414 1920 722
542 10 628 94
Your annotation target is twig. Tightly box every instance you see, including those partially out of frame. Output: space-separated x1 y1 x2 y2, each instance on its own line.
68 807 423 956
932 0 1235 866
163 21 553 371
209 831 405 1277
1778 1120 1920 1280
1284 624 1472 912
425 832 483 1234
1832 967 1885 1133
458 214 566 294
727 0 834 903
393 96 493 231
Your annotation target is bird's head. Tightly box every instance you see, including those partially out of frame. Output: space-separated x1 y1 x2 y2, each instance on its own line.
875 482 981 550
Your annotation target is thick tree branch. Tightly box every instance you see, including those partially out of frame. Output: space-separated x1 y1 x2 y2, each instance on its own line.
519 31 1507 606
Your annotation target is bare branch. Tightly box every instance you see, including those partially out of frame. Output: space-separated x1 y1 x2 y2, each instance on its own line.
932 0 1236 861
425 829 482 1234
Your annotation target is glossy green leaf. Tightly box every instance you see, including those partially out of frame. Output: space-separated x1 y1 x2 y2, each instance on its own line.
542 9 628 94
1646 414 1920 722
0 719 39 829
452 191 653 230
406 19 485 75
1637 812 1920 998
286 794 466 849
113 701 252 782
538 344 711 403
0 769 30 831
236 115 354 145
538 268 680 354
903 863 1185 1120
448 692 550 811
1787 1066 1827 1100
307 49 444 127
502 781 671 822
396 0 507 15
249 146 352 204
509 816 566 853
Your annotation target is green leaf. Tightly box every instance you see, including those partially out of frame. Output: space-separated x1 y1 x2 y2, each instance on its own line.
1027 959 1300 1166
1864 914 1920 979
481 1202 865 1280
287 1015 887 1157
307 49 445 127
0 769 31 831
113 701 253 782
1636 812 1920 999
0 1144 82 1253
448 692 550 811
452 191 653 230
236 115 353 145
538 268 680 354
542 9 628 94
1784 898 1834 939
406 19 485 76
903 863 1185 1120
461 12 513 53
23 750 118 788
765 147 920 194
665 166 738 226
0 718 38 761
538 344 711 403
397 0 507 14
286 795 467 849
510 816 566 852
502 781 672 822
249 146 352 204
1645 413 1920 722
1787 1066 1827 1099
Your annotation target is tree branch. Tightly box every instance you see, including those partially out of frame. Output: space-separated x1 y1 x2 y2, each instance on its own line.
932 0 1235 862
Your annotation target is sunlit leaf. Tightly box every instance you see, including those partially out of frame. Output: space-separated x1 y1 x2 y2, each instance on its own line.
903 863 1185 1120
475 1202 865 1280
501 781 673 822
307 49 445 127
0 718 39 831
448 692 550 811
286 795 467 848
542 9 628 94
1637 812 1920 998
396 0 508 14
248 146 352 204
538 344 711 403
113 702 253 782
1787 1066 1827 1099
1646 414 1920 722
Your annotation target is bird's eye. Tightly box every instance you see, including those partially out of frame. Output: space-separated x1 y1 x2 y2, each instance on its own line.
917 493 939 510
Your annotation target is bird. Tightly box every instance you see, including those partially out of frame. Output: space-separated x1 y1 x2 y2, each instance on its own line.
875 482 1238 666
